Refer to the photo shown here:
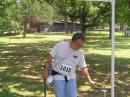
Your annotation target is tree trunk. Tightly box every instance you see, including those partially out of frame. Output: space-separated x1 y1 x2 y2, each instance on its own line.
70 20 73 34
23 22 26 38
23 3 27 38
109 22 112 39
64 16 69 34
80 6 87 34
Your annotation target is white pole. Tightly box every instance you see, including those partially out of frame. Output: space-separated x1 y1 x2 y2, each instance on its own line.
111 0 115 97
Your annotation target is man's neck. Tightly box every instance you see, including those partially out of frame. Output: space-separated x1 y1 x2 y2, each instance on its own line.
69 41 76 50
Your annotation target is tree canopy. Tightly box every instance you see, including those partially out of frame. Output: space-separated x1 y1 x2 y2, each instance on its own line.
0 0 130 37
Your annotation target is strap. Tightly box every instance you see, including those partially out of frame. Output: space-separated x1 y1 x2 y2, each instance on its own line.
52 70 61 76
64 76 68 82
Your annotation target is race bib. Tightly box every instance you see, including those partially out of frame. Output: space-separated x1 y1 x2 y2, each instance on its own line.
58 64 72 76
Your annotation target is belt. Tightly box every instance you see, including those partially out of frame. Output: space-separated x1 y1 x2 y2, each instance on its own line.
52 70 68 82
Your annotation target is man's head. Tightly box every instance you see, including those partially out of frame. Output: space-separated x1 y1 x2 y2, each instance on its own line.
70 33 85 50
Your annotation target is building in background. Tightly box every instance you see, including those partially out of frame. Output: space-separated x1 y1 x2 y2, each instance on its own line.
28 20 81 33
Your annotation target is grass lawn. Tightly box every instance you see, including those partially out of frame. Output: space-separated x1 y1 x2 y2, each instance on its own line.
0 32 130 97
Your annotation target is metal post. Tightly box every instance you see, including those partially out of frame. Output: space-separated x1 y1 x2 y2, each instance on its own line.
101 90 107 97
111 0 115 97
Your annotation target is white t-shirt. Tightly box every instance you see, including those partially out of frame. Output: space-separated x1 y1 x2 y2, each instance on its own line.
50 41 87 80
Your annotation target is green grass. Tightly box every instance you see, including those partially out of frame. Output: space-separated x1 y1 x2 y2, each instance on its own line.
0 32 130 97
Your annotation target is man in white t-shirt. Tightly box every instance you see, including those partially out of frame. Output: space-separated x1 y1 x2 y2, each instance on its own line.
43 33 97 97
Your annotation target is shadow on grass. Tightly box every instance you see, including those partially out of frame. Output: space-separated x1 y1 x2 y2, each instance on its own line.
0 89 23 97
82 53 130 97
86 33 130 51
0 33 130 97
0 41 57 97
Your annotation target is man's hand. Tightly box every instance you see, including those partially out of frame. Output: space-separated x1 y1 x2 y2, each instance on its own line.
89 80 98 87
42 54 53 80
43 69 48 80
81 67 99 87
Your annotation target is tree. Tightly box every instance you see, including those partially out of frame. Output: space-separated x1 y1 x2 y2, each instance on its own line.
52 0 99 34
116 0 130 36
18 0 54 37
0 0 16 33
95 2 111 39
52 0 72 33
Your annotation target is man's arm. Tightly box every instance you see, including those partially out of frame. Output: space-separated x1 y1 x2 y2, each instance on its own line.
81 67 97 87
43 54 53 79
